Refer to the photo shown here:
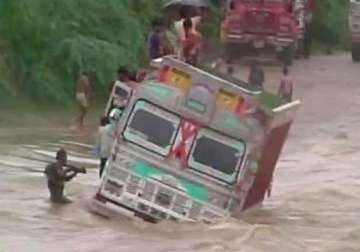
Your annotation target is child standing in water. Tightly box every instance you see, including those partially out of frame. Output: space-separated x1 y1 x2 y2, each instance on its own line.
278 66 294 102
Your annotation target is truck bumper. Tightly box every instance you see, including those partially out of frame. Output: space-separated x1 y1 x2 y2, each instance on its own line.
224 33 295 48
91 189 228 223
91 193 160 223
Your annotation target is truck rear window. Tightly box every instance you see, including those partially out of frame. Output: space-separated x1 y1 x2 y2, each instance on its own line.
123 100 180 156
188 129 245 184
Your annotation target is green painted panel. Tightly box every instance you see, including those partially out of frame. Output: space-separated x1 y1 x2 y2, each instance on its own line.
249 161 258 173
179 179 208 202
185 99 206 114
132 161 165 178
222 111 249 132
144 83 174 99
131 161 208 202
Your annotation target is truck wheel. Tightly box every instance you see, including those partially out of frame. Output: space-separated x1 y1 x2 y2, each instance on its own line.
352 43 360 62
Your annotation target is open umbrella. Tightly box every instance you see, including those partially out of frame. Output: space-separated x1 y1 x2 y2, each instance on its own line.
163 0 209 8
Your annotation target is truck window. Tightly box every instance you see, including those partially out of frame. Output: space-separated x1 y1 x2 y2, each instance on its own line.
115 86 130 98
188 128 245 184
123 100 180 156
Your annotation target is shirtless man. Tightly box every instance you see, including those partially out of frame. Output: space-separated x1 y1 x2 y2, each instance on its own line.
76 72 92 128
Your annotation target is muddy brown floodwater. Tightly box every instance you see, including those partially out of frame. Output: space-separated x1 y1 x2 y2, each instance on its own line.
0 53 359 252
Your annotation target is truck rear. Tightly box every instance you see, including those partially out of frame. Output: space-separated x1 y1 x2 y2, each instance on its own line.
91 57 300 223
221 0 306 64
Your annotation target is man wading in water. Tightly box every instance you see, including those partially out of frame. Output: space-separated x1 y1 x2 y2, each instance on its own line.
248 60 265 89
44 149 86 204
75 71 92 128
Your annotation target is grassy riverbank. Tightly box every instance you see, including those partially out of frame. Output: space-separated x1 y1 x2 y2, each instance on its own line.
0 97 106 129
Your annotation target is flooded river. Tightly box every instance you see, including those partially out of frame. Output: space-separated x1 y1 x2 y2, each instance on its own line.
0 54 359 251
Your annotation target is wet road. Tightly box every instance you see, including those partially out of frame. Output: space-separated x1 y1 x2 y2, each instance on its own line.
0 54 359 251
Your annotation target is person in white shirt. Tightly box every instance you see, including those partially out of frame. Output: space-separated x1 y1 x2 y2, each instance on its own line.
95 109 122 177
174 6 203 59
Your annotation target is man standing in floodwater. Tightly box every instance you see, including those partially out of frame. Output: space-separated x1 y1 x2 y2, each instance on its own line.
76 72 92 128
44 149 86 204
248 60 265 89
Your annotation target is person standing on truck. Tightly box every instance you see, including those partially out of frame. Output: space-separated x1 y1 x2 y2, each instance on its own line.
75 71 92 128
182 17 202 66
248 60 265 89
278 66 294 102
44 149 86 204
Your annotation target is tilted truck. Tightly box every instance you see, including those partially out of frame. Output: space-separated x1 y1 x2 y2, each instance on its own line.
221 0 315 64
350 0 360 62
91 56 300 223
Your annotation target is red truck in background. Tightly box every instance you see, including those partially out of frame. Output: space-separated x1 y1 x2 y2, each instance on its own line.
221 0 315 65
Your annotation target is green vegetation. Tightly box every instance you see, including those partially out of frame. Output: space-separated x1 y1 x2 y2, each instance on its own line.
311 0 350 49
0 0 350 104
259 92 286 110
0 0 162 103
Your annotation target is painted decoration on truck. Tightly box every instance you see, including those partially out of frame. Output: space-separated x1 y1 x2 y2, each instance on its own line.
217 88 243 111
168 68 192 92
169 119 199 168
158 65 170 83
184 84 214 114
143 83 174 100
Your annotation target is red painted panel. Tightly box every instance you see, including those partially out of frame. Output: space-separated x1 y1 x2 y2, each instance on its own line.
243 122 292 210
